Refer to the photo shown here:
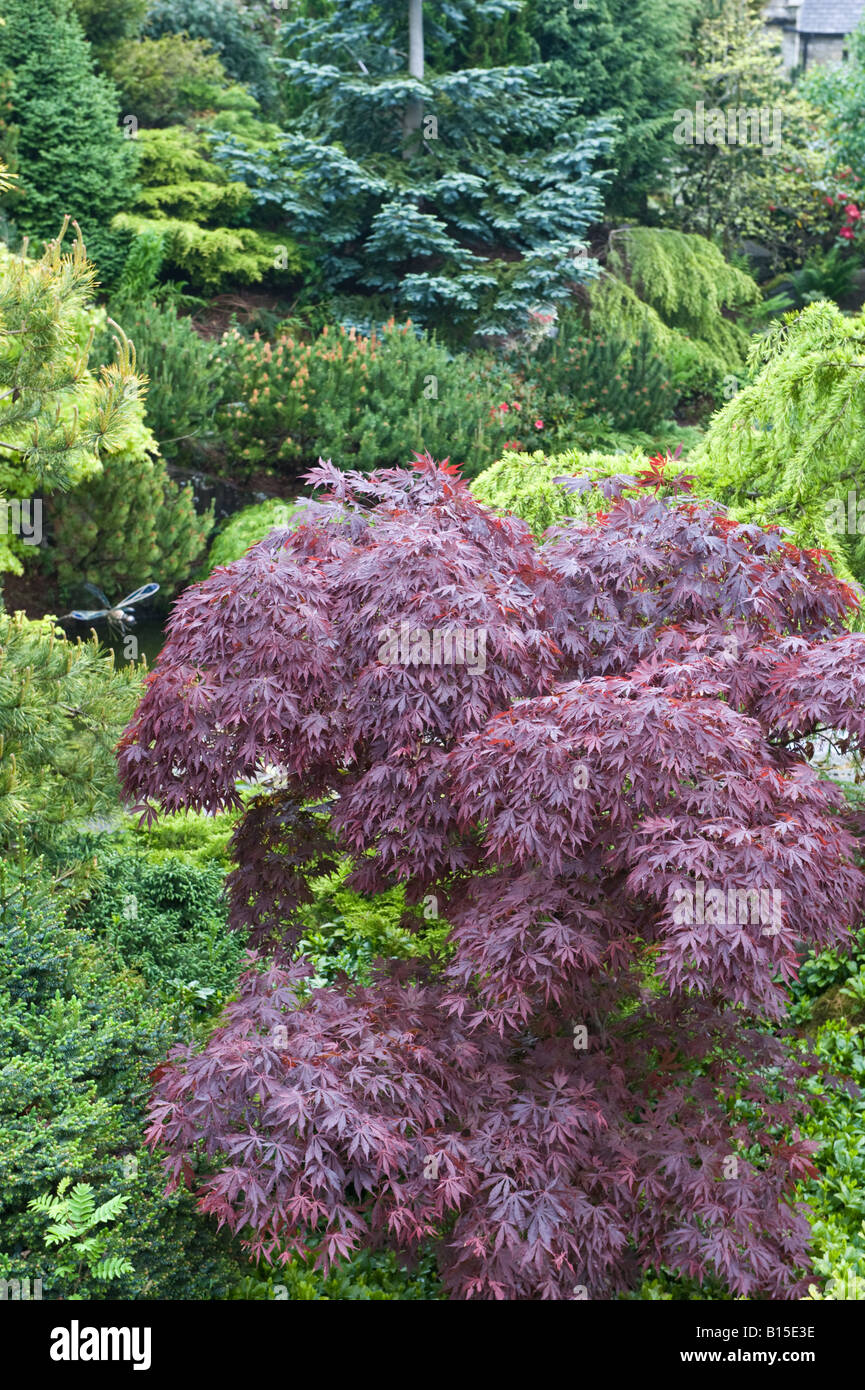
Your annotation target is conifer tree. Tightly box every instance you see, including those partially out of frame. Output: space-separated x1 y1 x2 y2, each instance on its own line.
527 0 698 218
0 608 140 859
692 301 865 591
213 0 612 338
0 0 137 282
0 214 142 577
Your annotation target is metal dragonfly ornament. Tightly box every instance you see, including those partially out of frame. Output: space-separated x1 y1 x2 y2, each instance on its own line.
66 582 160 639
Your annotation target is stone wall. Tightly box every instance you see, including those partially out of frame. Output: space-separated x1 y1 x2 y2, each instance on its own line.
802 33 849 68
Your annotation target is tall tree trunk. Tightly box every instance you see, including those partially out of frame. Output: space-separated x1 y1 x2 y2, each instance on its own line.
402 0 425 157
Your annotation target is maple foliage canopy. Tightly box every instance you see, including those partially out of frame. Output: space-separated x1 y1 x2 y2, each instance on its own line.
120 456 865 1300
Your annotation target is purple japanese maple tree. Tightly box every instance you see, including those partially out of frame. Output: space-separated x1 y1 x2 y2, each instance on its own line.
120 456 865 1300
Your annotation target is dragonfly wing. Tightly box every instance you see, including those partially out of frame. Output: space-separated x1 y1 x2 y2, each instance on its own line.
82 582 112 608
68 609 108 621
117 582 160 608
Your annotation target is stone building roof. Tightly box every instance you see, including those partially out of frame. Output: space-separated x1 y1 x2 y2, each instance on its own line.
797 0 865 33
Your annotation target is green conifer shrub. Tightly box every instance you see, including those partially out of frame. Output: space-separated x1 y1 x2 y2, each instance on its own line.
215 321 538 479
51 434 212 603
205 500 301 572
691 301 865 592
470 445 649 535
0 611 140 858
95 298 230 460
586 227 760 402
0 0 137 283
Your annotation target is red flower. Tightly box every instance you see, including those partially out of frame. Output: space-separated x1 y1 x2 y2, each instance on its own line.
840 226 856 239
825 195 835 206
846 204 861 219
534 419 544 430
499 402 509 413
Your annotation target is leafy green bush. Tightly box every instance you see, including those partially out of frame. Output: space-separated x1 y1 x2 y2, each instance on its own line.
0 612 140 861
471 446 650 535
103 34 237 128
226 1247 444 1301
798 1022 865 1300
205 499 301 572
143 0 278 113
73 853 244 1009
294 862 448 989
0 869 249 1300
28 1179 134 1295
110 807 238 868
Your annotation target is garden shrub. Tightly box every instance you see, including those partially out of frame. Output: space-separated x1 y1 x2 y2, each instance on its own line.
471 446 649 534
111 124 303 295
143 0 278 113
584 228 759 404
0 868 248 1300
509 320 677 433
121 456 865 1300
51 430 212 603
113 214 296 296
215 320 538 479
111 808 239 868
798 1022 865 1300
0 611 140 861
0 233 143 578
205 500 302 572
0 0 137 283
96 298 230 459
226 1247 444 1301
103 34 237 128
72 853 244 1010
294 862 449 989
691 300 865 590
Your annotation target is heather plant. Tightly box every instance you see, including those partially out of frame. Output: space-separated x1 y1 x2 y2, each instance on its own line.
120 455 865 1300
